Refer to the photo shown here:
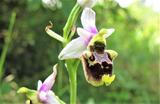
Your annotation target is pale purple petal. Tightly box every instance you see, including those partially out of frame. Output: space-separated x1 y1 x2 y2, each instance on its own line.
89 27 98 34
77 28 91 39
39 91 47 102
39 66 57 92
58 37 87 60
93 52 113 63
77 28 96 45
81 8 98 34
39 84 48 92
45 91 60 104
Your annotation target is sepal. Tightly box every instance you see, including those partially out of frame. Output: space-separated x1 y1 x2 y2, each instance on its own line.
45 22 65 43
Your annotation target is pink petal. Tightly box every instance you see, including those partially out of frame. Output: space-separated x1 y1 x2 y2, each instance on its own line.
77 28 96 45
39 65 57 92
39 91 47 102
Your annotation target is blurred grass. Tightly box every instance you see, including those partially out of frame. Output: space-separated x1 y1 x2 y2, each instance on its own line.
0 11 16 79
0 0 159 104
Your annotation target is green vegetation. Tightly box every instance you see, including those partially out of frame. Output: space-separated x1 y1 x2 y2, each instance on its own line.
0 0 159 104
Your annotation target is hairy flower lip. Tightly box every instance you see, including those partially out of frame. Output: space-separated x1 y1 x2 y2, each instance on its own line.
82 53 113 81
81 49 118 87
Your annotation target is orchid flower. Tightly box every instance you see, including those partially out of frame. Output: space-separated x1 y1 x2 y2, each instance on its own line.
58 8 118 87
17 65 65 104
58 8 115 60
77 0 97 8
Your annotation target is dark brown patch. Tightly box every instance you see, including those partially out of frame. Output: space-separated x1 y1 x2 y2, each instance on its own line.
90 63 103 80
89 54 95 61
30 100 33 104
93 41 105 53
107 52 112 61
102 61 112 75
82 55 113 80
89 46 94 52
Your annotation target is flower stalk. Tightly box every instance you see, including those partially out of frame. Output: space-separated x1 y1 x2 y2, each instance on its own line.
44 3 82 103
65 60 79 104
69 71 77 104
62 3 82 104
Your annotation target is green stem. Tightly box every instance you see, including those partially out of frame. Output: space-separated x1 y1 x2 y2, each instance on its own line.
62 3 82 104
66 60 79 104
69 70 77 104
0 11 16 79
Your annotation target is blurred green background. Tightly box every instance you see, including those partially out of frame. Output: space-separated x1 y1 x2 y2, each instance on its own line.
0 0 159 104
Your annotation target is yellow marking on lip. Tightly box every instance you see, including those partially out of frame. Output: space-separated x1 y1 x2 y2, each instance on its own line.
102 74 115 86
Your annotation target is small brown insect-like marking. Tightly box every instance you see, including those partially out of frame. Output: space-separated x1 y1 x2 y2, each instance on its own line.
89 54 95 61
89 46 94 52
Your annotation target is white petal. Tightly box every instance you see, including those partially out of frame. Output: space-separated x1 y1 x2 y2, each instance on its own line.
58 37 87 60
81 8 98 33
37 80 42 91
39 91 47 101
46 91 60 104
104 28 115 38
77 27 93 40
77 0 97 8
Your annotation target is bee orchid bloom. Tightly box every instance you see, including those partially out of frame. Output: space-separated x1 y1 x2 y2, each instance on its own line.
77 0 97 8
58 8 115 60
59 8 118 87
17 65 64 104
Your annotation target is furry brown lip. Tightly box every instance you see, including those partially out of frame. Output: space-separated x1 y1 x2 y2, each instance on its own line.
82 55 113 81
